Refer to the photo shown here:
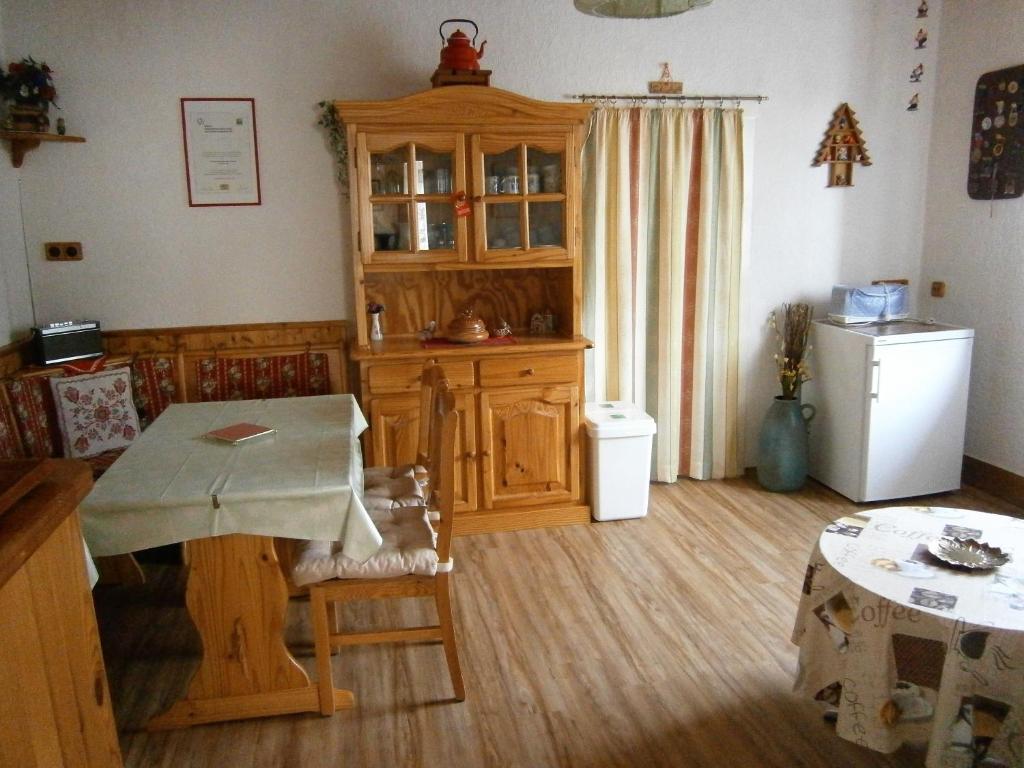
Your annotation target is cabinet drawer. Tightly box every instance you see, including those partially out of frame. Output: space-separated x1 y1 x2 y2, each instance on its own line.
366 360 475 394
479 353 579 388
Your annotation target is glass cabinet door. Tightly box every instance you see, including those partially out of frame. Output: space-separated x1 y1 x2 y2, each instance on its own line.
358 133 467 264
472 134 571 263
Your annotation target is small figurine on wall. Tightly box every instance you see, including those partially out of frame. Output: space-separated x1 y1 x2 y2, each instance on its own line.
915 28 928 49
917 1 928 19
907 93 920 112
910 63 924 83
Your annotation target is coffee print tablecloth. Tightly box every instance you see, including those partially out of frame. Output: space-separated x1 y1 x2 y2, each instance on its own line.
792 507 1024 767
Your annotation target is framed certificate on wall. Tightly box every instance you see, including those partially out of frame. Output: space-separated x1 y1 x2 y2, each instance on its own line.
180 97 262 206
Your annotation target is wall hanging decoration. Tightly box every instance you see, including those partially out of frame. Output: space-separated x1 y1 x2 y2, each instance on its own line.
967 63 1024 201
648 63 682 95
180 97 261 207
813 103 872 188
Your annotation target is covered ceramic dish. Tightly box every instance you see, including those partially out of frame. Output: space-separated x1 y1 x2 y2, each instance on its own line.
447 308 489 344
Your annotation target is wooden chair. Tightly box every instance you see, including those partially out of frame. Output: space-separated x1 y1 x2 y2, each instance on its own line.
295 379 465 712
362 362 447 511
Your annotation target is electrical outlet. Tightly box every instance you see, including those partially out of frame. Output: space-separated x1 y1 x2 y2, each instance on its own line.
44 242 83 261
931 281 946 298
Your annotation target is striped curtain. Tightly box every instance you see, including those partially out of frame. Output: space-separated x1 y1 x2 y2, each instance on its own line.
582 107 744 481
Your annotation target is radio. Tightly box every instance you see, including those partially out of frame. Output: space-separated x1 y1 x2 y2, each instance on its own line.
31 320 104 366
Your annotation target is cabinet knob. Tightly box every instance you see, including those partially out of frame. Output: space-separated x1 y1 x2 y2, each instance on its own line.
523 368 535 376
464 451 476 460
480 450 491 458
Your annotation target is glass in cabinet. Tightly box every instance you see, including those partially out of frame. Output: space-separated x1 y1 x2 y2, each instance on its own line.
357 132 467 264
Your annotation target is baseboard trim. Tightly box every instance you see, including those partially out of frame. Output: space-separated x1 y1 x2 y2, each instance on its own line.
962 456 1024 509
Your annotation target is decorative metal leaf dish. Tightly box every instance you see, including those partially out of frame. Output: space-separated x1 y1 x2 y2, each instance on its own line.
926 536 1012 570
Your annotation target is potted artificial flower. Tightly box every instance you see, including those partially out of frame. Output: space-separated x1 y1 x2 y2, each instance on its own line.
1 57 58 132
757 303 817 492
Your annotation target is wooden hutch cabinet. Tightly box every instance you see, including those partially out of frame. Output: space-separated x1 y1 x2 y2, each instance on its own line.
335 86 593 534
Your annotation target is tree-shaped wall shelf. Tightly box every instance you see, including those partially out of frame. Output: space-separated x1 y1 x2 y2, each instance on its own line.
813 103 871 187
0 131 85 168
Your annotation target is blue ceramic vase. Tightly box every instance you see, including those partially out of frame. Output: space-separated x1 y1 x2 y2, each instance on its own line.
757 396 816 492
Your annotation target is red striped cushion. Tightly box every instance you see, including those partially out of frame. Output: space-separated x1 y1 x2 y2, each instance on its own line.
195 353 330 401
131 357 177 429
0 388 23 459
4 375 63 458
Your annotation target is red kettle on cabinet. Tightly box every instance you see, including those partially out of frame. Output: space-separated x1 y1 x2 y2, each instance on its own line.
438 19 486 71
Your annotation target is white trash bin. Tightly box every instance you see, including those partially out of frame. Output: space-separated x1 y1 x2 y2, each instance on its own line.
585 401 657 521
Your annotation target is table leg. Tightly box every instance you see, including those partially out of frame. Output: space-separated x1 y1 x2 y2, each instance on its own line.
147 534 354 730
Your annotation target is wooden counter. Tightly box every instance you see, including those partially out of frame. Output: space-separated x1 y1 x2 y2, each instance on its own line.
0 459 123 767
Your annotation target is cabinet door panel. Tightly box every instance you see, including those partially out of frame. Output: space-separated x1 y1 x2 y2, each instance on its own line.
479 385 579 509
471 133 573 264
358 131 467 265
368 395 419 468
368 394 477 512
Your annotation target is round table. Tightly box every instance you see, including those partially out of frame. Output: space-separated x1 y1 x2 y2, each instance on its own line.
792 506 1024 768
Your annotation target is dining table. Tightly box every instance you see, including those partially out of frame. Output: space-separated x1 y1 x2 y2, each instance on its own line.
80 394 380 729
792 506 1024 768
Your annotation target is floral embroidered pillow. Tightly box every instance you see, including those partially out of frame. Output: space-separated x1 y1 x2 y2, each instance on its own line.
50 368 141 459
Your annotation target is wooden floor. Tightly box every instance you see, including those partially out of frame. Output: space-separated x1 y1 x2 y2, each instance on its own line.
93 477 1022 768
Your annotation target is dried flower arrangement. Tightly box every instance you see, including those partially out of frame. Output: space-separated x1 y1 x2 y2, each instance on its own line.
366 302 385 315
1 57 57 108
770 303 814 400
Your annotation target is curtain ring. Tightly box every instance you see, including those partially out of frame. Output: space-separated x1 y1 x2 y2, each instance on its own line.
718 98 724 109
734 99 741 109
659 95 667 106
699 97 705 108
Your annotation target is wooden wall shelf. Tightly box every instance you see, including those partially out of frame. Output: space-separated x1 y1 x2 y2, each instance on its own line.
0 130 85 168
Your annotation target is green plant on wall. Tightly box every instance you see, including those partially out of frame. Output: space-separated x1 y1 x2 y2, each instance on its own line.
318 100 348 188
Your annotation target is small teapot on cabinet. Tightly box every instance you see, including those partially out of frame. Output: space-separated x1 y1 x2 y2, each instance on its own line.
438 19 486 71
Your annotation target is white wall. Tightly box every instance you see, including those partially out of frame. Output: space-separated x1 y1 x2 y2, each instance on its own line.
921 0 1024 476
1 0 941 465
0 1 35 345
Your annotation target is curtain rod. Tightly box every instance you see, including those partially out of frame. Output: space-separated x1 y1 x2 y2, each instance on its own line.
570 93 768 105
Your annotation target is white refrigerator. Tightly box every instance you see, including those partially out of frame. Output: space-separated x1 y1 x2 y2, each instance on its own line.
804 320 974 502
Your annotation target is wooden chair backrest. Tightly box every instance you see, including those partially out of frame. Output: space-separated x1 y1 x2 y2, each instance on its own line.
427 379 457 564
416 363 447 468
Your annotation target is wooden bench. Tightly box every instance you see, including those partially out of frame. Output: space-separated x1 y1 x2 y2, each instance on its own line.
0 320 350 584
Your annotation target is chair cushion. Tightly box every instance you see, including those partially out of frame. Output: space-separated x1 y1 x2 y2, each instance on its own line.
0 388 23 459
291 506 438 587
363 465 425 509
49 368 141 459
131 357 177 429
195 352 330 401
4 374 63 458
